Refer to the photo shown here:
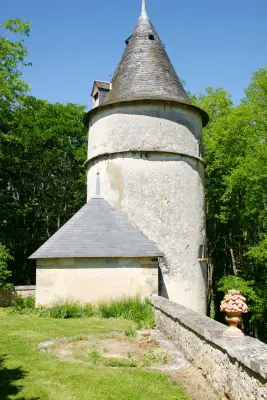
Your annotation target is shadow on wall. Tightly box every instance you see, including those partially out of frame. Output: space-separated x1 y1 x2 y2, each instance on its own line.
0 355 39 400
158 266 169 299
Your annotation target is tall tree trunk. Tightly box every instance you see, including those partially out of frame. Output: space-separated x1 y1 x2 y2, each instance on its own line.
229 247 238 276
207 259 214 317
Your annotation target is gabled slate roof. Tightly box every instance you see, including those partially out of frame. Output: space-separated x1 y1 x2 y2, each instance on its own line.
91 80 111 96
104 0 190 107
29 196 163 259
95 81 110 90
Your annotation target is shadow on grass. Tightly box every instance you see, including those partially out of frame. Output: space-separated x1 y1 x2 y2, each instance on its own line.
0 355 40 400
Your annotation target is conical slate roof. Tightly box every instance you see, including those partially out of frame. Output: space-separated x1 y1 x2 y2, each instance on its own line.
104 0 190 106
29 196 162 259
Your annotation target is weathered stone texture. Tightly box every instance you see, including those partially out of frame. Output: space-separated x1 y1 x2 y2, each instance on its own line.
87 103 203 162
87 151 207 314
149 296 267 400
86 102 207 314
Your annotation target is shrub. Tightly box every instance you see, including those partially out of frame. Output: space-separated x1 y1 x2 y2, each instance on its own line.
0 244 13 290
217 275 267 339
11 295 35 314
98 296 155 328
217 276 265 324
44 300 95 319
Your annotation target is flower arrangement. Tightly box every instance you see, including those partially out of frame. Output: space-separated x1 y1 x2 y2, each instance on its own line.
220 290 248 314
220 290 248 337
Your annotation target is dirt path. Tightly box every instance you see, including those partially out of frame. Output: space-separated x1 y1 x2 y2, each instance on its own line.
145 330 223 399
169 367 225 400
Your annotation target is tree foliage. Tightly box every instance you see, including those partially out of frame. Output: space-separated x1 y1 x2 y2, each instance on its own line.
0 97 87 283
0 19 87 284
194 70 267 340
0 18 30 102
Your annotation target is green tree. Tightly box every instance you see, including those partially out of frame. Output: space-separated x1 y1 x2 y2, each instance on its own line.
195 71 267 340
0 97 87 284
0 18 30 102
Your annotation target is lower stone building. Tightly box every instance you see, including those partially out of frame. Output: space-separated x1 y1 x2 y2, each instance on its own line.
29 176 162 306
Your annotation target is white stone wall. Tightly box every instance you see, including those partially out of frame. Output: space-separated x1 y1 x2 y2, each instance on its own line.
87 103 203 160
36 258 158 306
86 102 207 314
150 296 267 400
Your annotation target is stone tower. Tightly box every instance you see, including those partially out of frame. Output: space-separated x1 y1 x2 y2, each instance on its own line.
85 0 209 314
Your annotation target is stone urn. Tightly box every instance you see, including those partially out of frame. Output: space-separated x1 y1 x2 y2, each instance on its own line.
220 290 248 337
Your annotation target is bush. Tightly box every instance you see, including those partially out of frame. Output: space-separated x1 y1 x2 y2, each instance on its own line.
0 244 13 290
11 295 35 314
217 275 266 338
44 300 95 319
98 296 155 328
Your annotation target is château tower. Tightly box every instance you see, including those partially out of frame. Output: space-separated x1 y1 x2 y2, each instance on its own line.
85 0 209 314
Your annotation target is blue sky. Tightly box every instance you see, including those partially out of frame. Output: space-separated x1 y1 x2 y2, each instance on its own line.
2 0 267 109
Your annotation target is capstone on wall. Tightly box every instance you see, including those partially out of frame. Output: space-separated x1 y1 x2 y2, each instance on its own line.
149 296 267 400
86 102 207 314
36 258 158 306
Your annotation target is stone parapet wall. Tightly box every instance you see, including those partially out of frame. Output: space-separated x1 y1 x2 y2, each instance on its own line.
149 296 267 400
0 286 36 307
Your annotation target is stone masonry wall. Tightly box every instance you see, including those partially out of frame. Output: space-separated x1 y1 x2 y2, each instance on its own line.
0 286 36 307
149 296 267 400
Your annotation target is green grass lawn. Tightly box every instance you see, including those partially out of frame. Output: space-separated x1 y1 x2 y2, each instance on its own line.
0 309 189 400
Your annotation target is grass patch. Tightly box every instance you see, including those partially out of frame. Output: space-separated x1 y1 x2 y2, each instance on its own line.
98 296 155 328
102 357 138 368
10 295 155 329
89 344 101 364
40 300 95 319
125 326 138 338
0 309 190 399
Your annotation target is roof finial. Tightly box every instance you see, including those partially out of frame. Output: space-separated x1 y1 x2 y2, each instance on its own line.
95 171 101 197
141 0 147 17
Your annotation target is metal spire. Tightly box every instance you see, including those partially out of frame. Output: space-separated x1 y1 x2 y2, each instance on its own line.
141 0 147 18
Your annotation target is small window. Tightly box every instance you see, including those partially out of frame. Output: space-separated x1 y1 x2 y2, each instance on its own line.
125 35 132 45
148 34 155 40
93 92 99 108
